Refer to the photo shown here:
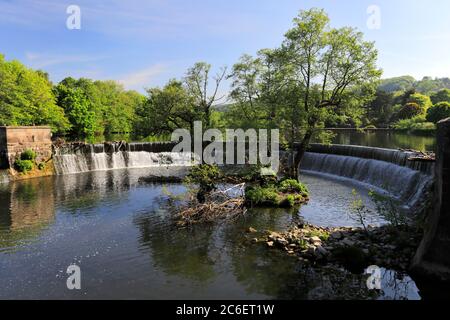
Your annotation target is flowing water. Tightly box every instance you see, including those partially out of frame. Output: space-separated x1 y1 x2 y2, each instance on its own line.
0 168 420 300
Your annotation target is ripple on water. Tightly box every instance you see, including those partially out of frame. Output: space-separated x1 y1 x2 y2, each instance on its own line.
0 168 420 300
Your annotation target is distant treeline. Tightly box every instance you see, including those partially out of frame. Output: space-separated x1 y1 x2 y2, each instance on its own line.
2 9 450 146
366 76 450 133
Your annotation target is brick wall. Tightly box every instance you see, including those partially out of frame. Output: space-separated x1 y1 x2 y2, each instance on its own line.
0 126 52 169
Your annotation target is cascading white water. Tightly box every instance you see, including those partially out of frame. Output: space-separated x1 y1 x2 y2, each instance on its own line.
53 143 195 175
300 152 433 211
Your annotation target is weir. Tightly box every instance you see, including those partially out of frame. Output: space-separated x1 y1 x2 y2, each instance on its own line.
52 142 193 175
299 144 435 212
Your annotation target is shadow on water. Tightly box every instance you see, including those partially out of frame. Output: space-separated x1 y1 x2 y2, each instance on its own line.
0 168 433 299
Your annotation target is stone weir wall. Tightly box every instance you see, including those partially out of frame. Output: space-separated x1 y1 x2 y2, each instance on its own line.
0 126 53 170
302 143 434 175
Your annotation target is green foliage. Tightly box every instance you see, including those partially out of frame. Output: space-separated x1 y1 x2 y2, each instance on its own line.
393 116 436 133
20 149 36 161
369 191 407 227
349 189 370 233
245 178 308 208
185 165 222 202
407 93 432 112
378 76 416 93
431 89 450 104
0 54 70 133
228 8 381 150
278 179 309 194
427 102 450 123
135 80 194 137
396 102 423 120
37 162 46 170
14 159 34 173
245 186 281 206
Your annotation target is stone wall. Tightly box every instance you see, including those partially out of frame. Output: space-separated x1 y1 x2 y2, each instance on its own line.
411 118 450 282
0 126 52 170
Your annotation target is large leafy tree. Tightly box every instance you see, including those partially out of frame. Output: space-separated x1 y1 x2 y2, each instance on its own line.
281 9 381 174
55 85 96 139
134 80 195 137
0 54 69 132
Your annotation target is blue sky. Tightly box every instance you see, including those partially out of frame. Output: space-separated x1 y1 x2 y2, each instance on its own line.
1 0 450 93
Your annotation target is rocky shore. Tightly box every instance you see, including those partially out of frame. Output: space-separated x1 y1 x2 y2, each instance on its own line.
248 222 422 274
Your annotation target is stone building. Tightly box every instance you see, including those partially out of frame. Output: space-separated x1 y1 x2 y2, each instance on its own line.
0 126 52 169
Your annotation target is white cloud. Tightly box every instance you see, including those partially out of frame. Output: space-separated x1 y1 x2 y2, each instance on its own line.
118 64 167 90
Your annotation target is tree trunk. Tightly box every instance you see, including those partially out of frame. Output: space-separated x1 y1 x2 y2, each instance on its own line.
291 129 313 178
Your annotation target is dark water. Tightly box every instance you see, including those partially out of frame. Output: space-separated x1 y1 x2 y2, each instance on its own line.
0 168 419 300
315 130 436 152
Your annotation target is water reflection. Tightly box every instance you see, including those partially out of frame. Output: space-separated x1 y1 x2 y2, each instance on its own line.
314 130 436 152
0 178 55 251
0 169 423 299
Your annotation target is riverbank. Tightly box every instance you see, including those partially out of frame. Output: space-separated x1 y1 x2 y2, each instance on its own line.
248 222 422 272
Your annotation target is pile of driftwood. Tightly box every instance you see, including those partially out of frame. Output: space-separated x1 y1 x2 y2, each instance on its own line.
172 184 247 226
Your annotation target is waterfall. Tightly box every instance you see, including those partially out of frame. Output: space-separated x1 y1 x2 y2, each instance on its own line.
53 142 195 175
300 150 434 211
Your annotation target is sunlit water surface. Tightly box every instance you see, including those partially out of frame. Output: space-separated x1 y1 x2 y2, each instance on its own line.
0 168 420 300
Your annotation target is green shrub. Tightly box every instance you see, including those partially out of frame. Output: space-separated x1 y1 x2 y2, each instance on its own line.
245 178 308 208
245 185 281 206
20 149 37 161
14 159 34 173
185 164 222 202
393 116 436 133
396 102 423 120
364 125 377 129
427 102 450 123
278 179 309 194
37 162 46 170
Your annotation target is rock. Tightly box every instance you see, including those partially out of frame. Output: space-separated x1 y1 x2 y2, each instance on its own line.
307 245 317 255
330 231 343 240
310 236 322 245
267 241 274 247
247 227 257 233
341 238 355 247
276 238 289 246
287 250 295 255
252 238 259 243
268 232 282 241
315 245 329 258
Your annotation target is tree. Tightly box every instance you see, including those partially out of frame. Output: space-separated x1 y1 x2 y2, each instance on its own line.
0 54 70 132
56 86 96 139
427 102 450 123
367 90 395 126
134 80 194 137
431 89 450 104
184 62 227 128
281 9 381 175
228 50 291 133
407 93 432 112
396 102 422 120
